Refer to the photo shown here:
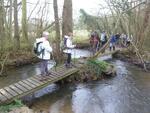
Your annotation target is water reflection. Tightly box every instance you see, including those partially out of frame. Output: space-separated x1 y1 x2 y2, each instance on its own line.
0 61 54 88
72 84 104 113
0 49 90 88
1 49 150 113
71 49 92 58
98 55 112 61
31 60 150 113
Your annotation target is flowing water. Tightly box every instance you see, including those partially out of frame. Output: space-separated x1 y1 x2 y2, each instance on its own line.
29 60 150 113
0 49 91 88
0 49 150 113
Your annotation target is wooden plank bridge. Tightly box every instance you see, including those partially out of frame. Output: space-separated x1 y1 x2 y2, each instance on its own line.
0 63 83 105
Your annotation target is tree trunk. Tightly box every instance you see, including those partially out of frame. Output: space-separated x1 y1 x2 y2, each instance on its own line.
62 0 73 38
9 0 13 42
14 0 20 50
22 0 28 43
53 0 61 63
0 0 5 51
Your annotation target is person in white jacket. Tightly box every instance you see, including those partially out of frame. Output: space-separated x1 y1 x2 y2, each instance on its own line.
35 31 53 76
63 32 76 68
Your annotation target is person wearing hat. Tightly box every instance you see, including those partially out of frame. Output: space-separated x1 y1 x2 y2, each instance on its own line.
34 31 53 77
63 32 76 68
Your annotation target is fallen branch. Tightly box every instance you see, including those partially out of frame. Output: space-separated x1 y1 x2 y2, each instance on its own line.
130 35 147 71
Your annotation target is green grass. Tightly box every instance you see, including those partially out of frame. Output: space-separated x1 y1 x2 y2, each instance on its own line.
87 59 110 75
49 30 90 44
87 59 109 71
1 30 90 53
0 99 23 113
73 30 89 43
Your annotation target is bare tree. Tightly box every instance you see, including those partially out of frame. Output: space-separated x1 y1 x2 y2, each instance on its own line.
53 0 61 62
22 0 28 42
62 0 73 38
14 0 20 50
9 0 13 41
0 0 5 51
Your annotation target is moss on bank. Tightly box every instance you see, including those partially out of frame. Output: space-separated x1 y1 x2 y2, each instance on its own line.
58 59 116 83
0 99 34 113
0 100 23 113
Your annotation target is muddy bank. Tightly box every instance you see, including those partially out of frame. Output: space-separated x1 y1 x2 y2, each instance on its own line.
5 51 40 67
0 51 40 76
112 50 150 71
0 51 40 70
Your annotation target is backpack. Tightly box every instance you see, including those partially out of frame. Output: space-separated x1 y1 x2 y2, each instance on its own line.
61 37 67 50
104 35 107 42
33 41 45 56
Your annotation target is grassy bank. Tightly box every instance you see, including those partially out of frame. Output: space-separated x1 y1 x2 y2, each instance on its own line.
0 100 23 113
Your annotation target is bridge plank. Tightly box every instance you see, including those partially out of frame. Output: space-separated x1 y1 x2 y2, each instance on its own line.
40 75 55 81
33 76 48 83
21 80 36 88
48 73 61 79
9 85 23 95
54 66 66 72
42 74 60 81
30 77 44 85
44 75 57 81
52 65 64 71
0 89 12 99
57 69 68 75
26 79 40 87
54 70 69 76
34 76 48 84
51 71 62 76
0 93 7 102
36 76 50 82
33 72 61 83
56 71 65 76
55 67 66 71
14 83 28 92
52 69 74 78
4 87 18 97
34 75 56 82
18 81 32 90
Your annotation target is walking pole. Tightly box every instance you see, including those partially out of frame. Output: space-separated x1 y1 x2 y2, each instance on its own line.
73 48 76 65
51 53 57 71
54 55 57 71
72 43 76 67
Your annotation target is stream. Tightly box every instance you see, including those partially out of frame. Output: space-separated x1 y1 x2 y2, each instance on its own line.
0 49 150 113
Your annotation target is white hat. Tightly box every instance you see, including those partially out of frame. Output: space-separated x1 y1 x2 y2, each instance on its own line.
43 31 49 36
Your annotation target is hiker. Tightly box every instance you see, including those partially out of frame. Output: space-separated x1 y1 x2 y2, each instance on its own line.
93 31 100 53
34 31 53 76
115 33 120 47
120 33 127 47
120 33 131 47
90 31 95 53
100 31 107 48
90 31 100 54
126 36 131 47
63 32 76 68
109 34 116 51
100 31 107 53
